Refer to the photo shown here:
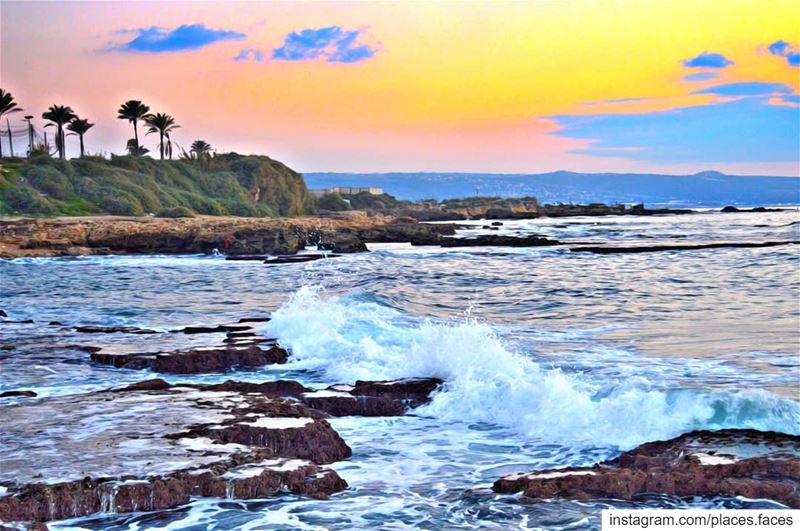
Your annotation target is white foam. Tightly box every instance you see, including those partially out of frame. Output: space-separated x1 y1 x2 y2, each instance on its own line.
177 437 248 453
242 417 314 429
265 285 800 449
303 390 354 399
531 470 596 479
693 453 738 465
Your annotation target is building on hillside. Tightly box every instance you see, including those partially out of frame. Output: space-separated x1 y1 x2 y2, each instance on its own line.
309 187 384 198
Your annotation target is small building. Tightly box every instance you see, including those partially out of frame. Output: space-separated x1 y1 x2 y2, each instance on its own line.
309 187 384 198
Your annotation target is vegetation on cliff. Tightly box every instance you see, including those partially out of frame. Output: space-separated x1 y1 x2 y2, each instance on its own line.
0 153 315 217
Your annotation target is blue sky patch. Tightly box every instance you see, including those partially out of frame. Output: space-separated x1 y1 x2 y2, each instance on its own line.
550 96 799 164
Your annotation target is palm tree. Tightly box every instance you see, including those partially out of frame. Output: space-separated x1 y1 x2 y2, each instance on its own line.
0 89 22 158
190 140 212 160
117 100 150 155
66 117 94 158
144 113 179 160
42 105 76 159
126 139 149 156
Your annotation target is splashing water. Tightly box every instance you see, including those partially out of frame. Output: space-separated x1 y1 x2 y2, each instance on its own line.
267 285 800 449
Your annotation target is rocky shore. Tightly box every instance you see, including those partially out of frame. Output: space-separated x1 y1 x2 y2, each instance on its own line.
494 429 800 508
0 214 460 258
1 309 798 528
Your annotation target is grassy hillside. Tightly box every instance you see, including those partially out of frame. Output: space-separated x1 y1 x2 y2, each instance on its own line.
0 153 315 217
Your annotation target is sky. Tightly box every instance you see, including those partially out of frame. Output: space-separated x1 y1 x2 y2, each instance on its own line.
1 0 798 175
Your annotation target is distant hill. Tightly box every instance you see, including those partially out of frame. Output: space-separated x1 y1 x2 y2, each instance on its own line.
0 154 314 217
305 171 800 206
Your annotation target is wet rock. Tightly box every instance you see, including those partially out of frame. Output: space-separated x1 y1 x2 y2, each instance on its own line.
264 254 342 264
0 310 6 318
74 325 159 334
90 344 288 374
0 320 34 325
570 241 799 254
316 233 368 253
237 317 271 323
493 429 800 508
172 324 251 334
0 384 350 523
302 378 443 417
412 234 560 248
721 205 740 212
0 390 37 398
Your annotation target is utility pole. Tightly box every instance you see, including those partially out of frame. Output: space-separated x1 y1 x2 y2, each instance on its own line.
24 116 33 156
6 119 13 157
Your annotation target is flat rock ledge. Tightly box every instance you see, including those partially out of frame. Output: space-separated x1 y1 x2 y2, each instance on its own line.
0 383 350 525
493 429 800 508
123 377 444 418
90 344 288 374
78 318 288 374
0 376 443 526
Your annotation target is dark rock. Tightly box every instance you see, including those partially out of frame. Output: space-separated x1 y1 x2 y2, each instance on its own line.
47 321 63 326
74 325 159 334
570 241 799 254
491 222 503 226
302 378 443 417
721 205 740 212
237 317 271 323
90 344 289 374
0 320 34 324
173 324 251 334
263 254 342 264
412 234 560 248
0 383 350 523
0 390 37 398
224 254 273 261
316 232 368 253
493 429 800 508
0 310 6 317
0 345 15 351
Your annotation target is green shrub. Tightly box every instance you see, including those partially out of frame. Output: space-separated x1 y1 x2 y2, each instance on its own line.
317 192 350 211
155 206 195 218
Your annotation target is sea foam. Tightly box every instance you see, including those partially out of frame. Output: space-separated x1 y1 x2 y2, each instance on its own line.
266 285 800 449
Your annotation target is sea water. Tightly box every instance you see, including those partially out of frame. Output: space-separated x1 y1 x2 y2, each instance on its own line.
1 209 798 530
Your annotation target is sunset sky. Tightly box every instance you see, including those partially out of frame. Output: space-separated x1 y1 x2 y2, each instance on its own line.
1 1 798 175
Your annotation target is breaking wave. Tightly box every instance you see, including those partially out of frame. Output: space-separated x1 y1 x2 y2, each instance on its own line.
266 285 800 449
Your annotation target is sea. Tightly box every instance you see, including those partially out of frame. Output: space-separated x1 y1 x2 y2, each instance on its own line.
1 209 798 530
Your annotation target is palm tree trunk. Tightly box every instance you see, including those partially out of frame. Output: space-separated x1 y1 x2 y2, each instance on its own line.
79 135 85 158
159 131 165 160
133 119 139 155
57 125 64 159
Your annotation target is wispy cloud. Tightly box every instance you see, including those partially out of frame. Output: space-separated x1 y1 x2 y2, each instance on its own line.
115 24 245 53
234 48 265 62
767 39 800 67
692 82 793 97
272 26 377 63
683 72 719 82
682 52 734 69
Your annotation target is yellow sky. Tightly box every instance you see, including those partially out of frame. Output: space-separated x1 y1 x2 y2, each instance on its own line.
1 1 798 173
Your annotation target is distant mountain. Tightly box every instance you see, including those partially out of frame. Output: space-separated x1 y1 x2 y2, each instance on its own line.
304 171 800 206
